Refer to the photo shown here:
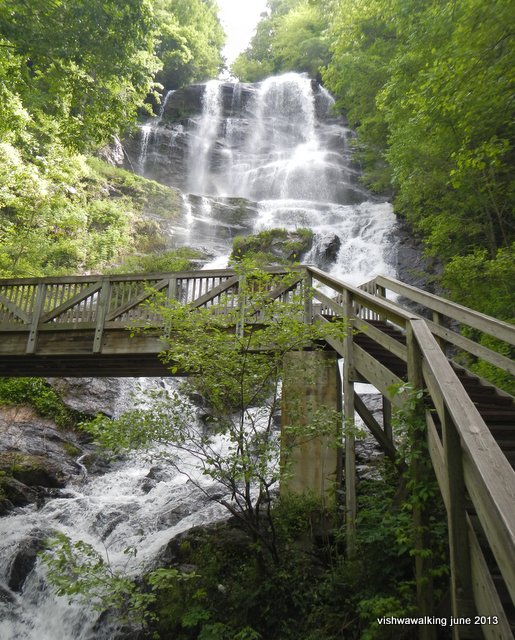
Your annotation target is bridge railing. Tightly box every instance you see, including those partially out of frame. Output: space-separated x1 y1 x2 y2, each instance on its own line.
359 274 515 379
0 267 307 354
305 265 515 639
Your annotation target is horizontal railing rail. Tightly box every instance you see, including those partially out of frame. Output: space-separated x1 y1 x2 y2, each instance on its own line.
360 274 515 377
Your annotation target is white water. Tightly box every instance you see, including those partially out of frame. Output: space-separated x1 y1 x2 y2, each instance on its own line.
137 89 174 172
1 73 399 637
137 73 397 282
0 381 231 640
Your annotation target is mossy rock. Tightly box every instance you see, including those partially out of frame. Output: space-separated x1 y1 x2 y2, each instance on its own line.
87 157 182 220
231 228 314 265
0 452 66 488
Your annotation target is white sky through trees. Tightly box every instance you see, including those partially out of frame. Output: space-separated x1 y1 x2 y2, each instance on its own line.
217 0 268 68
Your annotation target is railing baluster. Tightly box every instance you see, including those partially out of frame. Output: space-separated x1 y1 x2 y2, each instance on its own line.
93 281 111 353
26 283 46 354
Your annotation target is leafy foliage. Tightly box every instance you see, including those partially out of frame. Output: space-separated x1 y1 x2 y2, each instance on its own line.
0 155 182 277
0 0 160 152
231 0 330 81
154 0 225 90
0 377 83 428
86 264 347 566
41 532 192 633
322 0 514 262
231 227 314 265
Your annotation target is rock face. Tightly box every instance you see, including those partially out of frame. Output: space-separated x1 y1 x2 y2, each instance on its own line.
0 406 91 512
7 530 46 592
48 377 132 418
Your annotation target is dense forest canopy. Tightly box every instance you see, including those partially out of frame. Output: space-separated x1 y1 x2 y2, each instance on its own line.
0 0 224 277
234 0 515 323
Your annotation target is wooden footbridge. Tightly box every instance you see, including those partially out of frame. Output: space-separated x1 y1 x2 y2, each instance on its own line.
0 266 514 639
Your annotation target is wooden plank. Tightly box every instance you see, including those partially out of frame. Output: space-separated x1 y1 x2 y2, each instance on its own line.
93 282 111 353
188 275 239 309
406 323 436 639
0 265 298 287
0 292 31 324
343 289 357 557
353 318 408 361
312 289 344 316
308 266 412 328
106 278 168 321
353 343 404 404
354 393 396 460
426 411 448 509
425 317 515 376
411 319 515 603
421 359 447 430
264 275 303 302
304 270 313 324
376 275 515 346
40 281 101 323
468 517 514 640
26 284 46 354
441 404 476 626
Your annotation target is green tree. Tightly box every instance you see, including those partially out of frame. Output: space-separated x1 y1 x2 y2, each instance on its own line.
86 265 346 564
0 0 160 152
154 0 225 90
322 0 398 192
231 0 329 82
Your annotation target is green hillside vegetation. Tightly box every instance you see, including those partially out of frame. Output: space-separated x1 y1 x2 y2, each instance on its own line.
0 0 224 278
234 0 514 327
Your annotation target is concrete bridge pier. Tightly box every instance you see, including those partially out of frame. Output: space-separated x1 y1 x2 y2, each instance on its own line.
280 350 341 501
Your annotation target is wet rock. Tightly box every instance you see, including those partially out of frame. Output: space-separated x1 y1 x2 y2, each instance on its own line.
2 475 40 507
146 466 168 481
47 378 129 418
0 584 16 604
0 452 66 488
322 235 342 264
0 405 94 509
8 531 46 592
394 220 442 298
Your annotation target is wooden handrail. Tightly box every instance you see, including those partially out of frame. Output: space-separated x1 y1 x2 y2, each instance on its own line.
410 318 515 603
374 274 515 346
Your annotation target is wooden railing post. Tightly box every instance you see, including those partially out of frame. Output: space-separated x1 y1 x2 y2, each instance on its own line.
26 283 46 354
237 274 246 337
382 397 393 443
442 407 477 639
168 276 177 301
93 280 111 354
406 321 435 640
304 268 313 325
343 288 356 556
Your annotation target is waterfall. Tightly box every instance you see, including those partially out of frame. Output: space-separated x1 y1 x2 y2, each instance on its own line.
187 80 223 195
137 89 174 172
0 73 400 638
135 72 397 281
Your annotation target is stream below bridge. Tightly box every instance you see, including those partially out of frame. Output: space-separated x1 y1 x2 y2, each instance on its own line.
1 72 401 639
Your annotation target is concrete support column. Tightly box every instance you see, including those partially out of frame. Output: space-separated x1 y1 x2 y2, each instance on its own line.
281 350 340 499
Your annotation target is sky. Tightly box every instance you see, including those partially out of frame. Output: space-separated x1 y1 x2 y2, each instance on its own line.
217 0 268 67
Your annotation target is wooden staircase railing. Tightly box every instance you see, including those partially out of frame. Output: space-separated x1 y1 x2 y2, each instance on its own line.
306 265 515 640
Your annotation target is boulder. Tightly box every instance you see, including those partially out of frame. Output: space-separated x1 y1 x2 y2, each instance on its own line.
8 531 46 592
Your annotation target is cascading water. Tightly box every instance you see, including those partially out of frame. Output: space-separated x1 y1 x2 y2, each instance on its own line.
134 72 397 282
1 73 400 638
